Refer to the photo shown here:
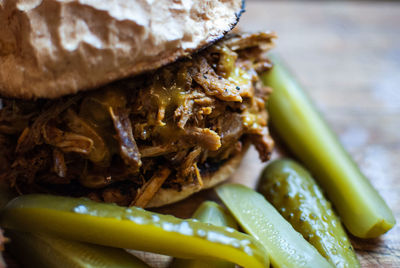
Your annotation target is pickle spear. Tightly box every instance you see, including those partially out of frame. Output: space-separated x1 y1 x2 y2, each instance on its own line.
0 194 268 268
262 55 395 238
0 183 151 268
6 231 150 268
216 183 332 268
192 201 238 229
258 159 360 268
170 201 237 268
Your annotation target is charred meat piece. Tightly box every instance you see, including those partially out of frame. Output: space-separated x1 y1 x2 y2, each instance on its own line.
191 57 243 102
132 167 171 208
109 107 142 173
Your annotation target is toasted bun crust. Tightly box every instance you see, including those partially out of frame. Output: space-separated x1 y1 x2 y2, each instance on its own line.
146 142 249 208
0 0 244 99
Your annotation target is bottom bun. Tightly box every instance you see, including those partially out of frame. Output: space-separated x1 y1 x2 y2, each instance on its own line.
146 142 249 208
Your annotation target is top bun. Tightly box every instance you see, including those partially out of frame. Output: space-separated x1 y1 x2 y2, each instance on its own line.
0 0 244 99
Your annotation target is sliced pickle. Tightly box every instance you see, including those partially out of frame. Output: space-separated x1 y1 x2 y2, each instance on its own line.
216 183 332 268
1 182 149 267
192 201 238 229
170 201 238 268
258 159 360 268
6 231 150 268
0 195 268 268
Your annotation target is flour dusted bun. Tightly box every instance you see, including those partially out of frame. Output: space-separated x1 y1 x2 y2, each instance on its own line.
146 141 249 208
0 0 244 99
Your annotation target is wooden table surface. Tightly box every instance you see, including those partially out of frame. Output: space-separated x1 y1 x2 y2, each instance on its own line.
151 2 400 268
4 1 399 268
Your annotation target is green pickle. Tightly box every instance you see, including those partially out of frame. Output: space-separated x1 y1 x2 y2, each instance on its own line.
192 201 238 229
6 231 150 268
258 159 360 268
0 194 269 268
0 184 150 268
170 201 237 268
262 55 395 238
216 183 333 268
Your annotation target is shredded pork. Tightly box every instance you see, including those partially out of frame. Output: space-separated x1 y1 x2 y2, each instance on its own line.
0 32 275 206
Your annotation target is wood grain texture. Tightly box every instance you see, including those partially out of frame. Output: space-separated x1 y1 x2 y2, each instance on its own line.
5 2 400 267
153 2 400 267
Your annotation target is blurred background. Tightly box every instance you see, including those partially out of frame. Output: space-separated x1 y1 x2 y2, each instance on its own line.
238 1 400 267
2 1 399 268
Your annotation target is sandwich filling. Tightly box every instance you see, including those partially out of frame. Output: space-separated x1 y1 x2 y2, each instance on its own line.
0 32 275 206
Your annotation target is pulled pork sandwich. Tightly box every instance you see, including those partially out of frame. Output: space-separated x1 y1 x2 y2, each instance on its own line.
0 0 274 208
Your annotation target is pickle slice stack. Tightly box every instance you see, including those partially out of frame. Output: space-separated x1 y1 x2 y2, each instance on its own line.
0 194 268 268
216 183 332 268
6 231 150 268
